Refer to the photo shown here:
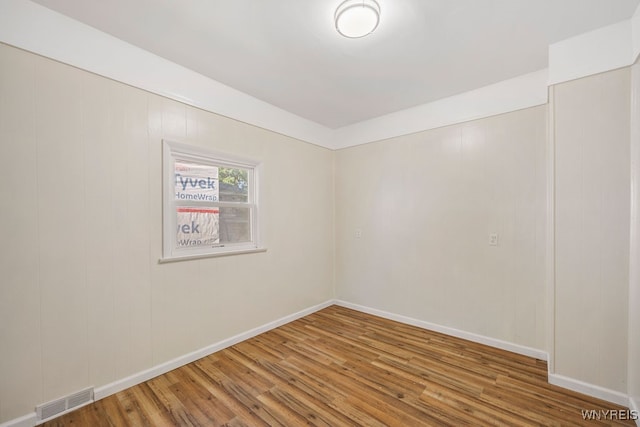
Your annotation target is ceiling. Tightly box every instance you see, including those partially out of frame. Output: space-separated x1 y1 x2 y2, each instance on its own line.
31 0 640 129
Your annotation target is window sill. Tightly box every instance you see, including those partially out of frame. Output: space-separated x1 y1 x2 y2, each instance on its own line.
158 247 267 264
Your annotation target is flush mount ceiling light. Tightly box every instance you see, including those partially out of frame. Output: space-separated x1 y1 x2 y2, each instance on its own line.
335 0 381 38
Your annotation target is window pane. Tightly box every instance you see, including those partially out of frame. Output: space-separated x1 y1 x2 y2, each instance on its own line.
163 140 260 259
219 167 248 202
176 207 219 248
175 161 219 202
219 207 251 243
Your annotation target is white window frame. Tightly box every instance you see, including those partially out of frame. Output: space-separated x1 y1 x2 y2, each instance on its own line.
161 140 265 262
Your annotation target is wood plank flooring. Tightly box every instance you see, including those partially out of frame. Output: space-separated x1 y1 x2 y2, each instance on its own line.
44 305 636 426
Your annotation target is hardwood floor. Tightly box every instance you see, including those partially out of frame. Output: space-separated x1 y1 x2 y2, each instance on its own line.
44 305 635 426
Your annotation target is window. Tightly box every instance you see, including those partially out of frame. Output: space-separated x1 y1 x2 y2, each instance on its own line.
162 140 264 261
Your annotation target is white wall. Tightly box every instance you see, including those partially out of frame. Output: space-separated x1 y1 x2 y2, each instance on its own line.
0 43 334 423
552 67 631 393
335 106 548 351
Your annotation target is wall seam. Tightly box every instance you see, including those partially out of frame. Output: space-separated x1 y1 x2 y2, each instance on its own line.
546 84 557 375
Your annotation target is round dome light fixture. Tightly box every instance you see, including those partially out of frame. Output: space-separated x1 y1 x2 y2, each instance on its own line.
335 0 381 38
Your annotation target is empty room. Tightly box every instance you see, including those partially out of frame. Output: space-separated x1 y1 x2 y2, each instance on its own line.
1 0 640 425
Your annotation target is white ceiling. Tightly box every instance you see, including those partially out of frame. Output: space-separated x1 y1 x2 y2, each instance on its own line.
31 0 640 129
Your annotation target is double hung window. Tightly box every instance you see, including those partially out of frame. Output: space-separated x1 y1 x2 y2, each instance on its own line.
162 140 262 261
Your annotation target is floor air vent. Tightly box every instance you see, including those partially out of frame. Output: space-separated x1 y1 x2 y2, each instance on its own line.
36 387 94 423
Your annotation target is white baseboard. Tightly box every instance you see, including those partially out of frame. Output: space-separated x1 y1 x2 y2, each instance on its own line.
334 300 548 361
0 414 36 427
2 299 635 427
0 299 335 427
335 300 640 411
548 373 630 407
95 299 334 400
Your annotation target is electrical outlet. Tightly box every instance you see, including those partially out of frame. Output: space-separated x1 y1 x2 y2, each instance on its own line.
354 228 363 239
489 233 499 246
